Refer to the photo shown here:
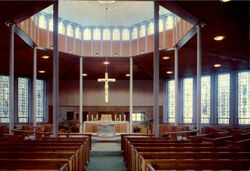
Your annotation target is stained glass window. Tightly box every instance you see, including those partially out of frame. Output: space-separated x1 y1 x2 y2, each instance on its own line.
39 15 47 29
67 24 73 37
132 27 138 40
132 112 145 121
238 71 250 124
183 78 193 123
93 28 101 40
58 21 65 34
75 27 81 39
0 76 9 123
218 74 230 124
165 15 173 30
49 18 53 31
168 80 175 123
159 19 163 32
148 22 154 35
201 76 211 124
112 29 120 41
122 29 129 41
36 80 45 122
18 78 29 123
83 28 91 40
139 25 146 38
103 28 111 40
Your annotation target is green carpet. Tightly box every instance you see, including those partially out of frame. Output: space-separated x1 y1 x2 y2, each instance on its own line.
86 156 127 171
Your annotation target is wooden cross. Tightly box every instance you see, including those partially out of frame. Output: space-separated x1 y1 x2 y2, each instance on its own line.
97 72 116 103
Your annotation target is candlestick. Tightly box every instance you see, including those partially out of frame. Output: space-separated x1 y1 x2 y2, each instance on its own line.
96 114 99 121
124 115 126 121
119 115 121 121
91 115 93 121
114 115 116 121
87 115 89 121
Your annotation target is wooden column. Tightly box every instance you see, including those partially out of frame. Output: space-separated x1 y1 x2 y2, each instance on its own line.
129 57 133 133
196 25 202 134
32 47 37 127
153 1 160 137
9 24 15 135
80 57 83 133
175 47 179 125
53 1 59 137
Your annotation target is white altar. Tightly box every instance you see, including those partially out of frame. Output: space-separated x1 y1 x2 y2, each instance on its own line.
84 114 129 136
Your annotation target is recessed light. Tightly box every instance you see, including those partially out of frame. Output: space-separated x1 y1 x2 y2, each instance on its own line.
125 74 130 77
103 61 110 65
214 64 222 68
214 35 225 41
220 0 231 2
82 73 88 77
42 55 49 59
163 56 170 60
38 70 45 74
166 71 173 74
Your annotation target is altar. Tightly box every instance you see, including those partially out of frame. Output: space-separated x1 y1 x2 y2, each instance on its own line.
84 114 129 136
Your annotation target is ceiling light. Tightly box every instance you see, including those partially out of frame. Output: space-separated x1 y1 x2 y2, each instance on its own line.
98 0 116 5
82 73 88 77
38 70 45 74
42 55 49 59
220 0 231 2
103 61 110 65
166 71 173 74
214 35 225 41
125 74 130 77
162 56 170 60
214 64 222 68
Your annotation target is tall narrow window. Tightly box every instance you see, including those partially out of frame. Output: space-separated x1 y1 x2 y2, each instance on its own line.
0 76 9 123
238 71 250 124
183 78 193 123
148 22 154 35
18 78 29 123
159 19 163 32
218 74 230 124
201 76 211 124
39 15 47 29
168 80 175 123
139 25 146 38
75 27 81 39
36 80 45 122
166 15 173 30
49 18 53 31
58 21 65 34
122 29 129 41
83 28 91 40
67 24 73 37
112 29 120 41
93 28 101 40
103 28 111 40
132 27 138 40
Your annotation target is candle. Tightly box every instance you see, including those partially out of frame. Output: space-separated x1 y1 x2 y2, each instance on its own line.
96 114 98 121
91 115 93 121
119 115 121 121
87 115 89 121
114 115 116 121
124 115 126 121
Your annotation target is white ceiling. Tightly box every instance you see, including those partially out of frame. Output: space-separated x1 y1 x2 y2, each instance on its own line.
42 1 170 27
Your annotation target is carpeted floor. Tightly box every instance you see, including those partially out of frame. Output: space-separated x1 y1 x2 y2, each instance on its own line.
86 142 127 171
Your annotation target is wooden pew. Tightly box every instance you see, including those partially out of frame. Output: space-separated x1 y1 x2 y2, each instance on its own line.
0 151 77 171
0 159 69 171
121 134 153 151
138 152 250 171
130 146 240 171
145 159 250 171
59 133 92 150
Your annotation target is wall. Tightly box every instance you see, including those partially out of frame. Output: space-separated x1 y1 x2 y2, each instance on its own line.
48 79 165 122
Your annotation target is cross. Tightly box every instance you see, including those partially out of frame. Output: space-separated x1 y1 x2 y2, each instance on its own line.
97 72 116 103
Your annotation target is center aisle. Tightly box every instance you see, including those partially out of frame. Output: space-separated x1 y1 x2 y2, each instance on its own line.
86 142 127 171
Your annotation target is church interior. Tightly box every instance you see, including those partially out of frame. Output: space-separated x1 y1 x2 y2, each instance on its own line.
0 0 249 170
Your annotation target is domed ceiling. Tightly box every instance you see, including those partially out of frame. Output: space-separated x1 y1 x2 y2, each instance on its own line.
42 1 171 26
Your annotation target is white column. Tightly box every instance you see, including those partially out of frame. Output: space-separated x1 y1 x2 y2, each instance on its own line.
153 2 160 137
53 1 59 137
129 57 133 133
196 25 202 134
175 47 179 125
80 57 83 133
9 24 15 135
33 47 37 128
